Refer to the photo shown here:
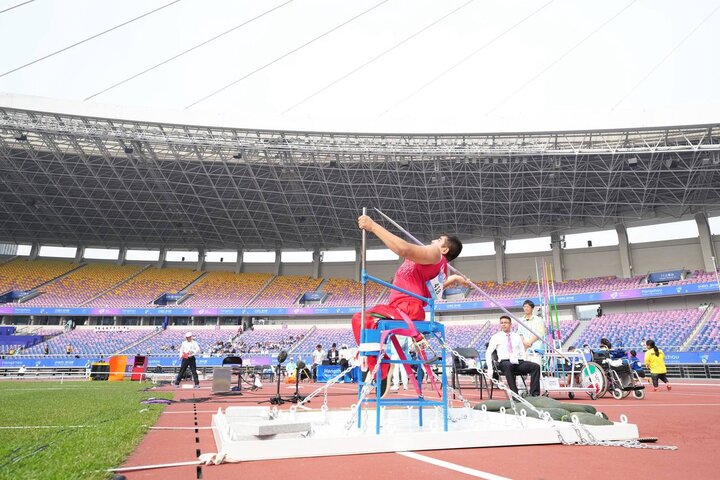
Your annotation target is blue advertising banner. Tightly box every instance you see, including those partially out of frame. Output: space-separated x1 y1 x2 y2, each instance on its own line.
0 354 277 368
0 282 718 317
316 364 342 382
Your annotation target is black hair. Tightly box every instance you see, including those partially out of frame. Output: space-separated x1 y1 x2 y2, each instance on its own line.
523 299 535 309
499 315 512 322
630 349 637 357
441 233 463 262
599 338 612 349
646 339 659 357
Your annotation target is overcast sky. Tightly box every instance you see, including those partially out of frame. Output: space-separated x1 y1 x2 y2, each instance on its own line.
1 0 718 133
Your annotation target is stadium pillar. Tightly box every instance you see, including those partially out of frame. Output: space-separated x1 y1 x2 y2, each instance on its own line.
494 238 506 284
235 248 243 274
117 246 127 266
157 248 166 269
695 213 717 272
197 248 205 271
29 242 39 260
550 233 564 282
274 249 281 275
615 224 633 278
74 245 85 264
312 249 320 279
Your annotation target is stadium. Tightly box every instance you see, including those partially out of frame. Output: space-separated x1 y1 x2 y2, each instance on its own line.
1 2 719 480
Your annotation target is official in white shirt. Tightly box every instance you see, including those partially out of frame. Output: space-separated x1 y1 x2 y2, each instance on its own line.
174 332 201 388
311 344 326 382
485 316 541 396
519 299 546 352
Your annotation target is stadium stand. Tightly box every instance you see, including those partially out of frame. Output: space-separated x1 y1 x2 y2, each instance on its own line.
292 327 356 355
22 328 153 355
0 259 78 294
233 327 311 354
689 309 720 351
126 329 235 355
574 308 704 349
454 272 719 302
180 271 273 307
317 278 388 306
250 275 323 307
85 267 203 307
23 263 144 306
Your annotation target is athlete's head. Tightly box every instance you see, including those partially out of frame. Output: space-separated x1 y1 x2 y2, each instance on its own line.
433 234 463 262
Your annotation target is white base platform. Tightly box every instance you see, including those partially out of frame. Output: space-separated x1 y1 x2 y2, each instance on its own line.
211 406 639 461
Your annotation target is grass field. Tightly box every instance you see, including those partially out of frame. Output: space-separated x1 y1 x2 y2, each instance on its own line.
0 381 171 480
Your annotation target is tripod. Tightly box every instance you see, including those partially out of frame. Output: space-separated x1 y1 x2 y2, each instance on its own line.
259 358 287 405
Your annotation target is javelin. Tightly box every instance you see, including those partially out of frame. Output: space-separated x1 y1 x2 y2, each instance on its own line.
372 207 552 350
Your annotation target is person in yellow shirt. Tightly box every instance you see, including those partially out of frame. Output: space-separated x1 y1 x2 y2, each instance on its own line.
644 339 671 392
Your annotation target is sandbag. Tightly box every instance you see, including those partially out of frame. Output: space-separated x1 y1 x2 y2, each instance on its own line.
514 407 543 419
524 395 563 409
561 412 613 425
473 400 512 411
559 402 597 414
518 407 571 420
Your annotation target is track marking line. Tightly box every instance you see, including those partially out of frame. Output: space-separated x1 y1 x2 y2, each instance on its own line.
0 425 91 429
396 451 512 480
601 402 720 407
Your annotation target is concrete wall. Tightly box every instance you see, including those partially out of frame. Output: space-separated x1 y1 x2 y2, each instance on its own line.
630 238 704 274
243 263 277 274
505 252 553 281
319 262 356 280
279 263 313 276
453 256 496 281
563 246 622 280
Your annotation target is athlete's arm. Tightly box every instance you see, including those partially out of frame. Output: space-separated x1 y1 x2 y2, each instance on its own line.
358 215 441 265
443 274 468 289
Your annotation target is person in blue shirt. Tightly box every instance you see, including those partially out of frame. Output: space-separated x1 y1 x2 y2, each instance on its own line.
628 349 646 381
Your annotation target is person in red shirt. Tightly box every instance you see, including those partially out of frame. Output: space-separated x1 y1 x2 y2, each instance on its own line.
352 214 465 396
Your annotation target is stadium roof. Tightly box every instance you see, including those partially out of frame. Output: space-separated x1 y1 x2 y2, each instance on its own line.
1 106 719 251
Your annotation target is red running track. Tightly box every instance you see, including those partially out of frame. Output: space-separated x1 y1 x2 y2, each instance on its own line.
121 378 719 480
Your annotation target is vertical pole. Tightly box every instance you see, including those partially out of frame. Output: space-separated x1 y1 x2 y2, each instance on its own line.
359 207 367 430
361 207 367 329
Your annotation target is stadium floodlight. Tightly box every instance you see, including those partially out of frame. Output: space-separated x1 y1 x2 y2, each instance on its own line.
627 157 639 166
124 147 134 154
14 133 27 141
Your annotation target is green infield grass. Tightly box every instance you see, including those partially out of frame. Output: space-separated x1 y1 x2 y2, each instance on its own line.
0 381 171 480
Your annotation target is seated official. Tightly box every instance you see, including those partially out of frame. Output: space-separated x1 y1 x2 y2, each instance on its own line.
485 315 541 397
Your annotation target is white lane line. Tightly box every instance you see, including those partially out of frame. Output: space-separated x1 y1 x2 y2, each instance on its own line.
163 410 219 414
396 451 512 480
601 403 720 407
0 425 90 429
148 426 213 430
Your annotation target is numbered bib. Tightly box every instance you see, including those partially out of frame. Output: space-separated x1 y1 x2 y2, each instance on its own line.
426 270 445 300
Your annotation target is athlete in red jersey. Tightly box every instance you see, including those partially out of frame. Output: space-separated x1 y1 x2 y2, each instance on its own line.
352 214 465 395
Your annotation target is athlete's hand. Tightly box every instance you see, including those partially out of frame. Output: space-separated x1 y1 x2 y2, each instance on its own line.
358 215 376 233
